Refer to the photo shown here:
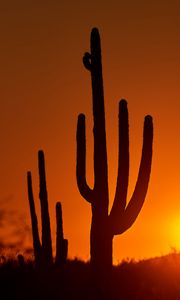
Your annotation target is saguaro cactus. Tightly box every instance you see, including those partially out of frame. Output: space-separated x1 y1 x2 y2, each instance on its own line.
76 28 153 275
27 150 68 267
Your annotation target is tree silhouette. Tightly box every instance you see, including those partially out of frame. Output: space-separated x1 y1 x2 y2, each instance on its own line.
76 28 153 281
27 150 68 268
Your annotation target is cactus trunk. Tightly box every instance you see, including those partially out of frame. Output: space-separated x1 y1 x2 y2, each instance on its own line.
90 215 113 275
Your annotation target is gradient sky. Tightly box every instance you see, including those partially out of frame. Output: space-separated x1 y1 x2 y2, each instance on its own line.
0 0 180 263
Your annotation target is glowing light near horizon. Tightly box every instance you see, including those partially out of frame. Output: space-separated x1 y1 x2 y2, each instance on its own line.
168 217 180 251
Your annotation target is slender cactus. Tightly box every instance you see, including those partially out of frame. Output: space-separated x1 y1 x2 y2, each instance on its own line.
38 150 53 265
55 202 68 266
27 171 42 267
27 150 68 267
76 28 153 276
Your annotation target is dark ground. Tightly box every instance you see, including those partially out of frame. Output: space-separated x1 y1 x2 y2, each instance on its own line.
1 252 180 300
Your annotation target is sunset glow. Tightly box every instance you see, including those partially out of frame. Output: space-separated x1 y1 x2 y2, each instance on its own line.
0 1 180 265
168 217 180 251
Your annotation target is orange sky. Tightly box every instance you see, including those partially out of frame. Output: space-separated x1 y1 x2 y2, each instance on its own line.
0 1 180 263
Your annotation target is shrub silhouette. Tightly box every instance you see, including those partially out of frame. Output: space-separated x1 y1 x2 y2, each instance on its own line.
76 27 153 280
27 150 68 268
1 253 180 300
17 254 25 268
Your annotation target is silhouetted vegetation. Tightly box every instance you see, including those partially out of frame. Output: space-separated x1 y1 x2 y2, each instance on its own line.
0 253 180 300
0 27 162 300
27 150 68 268
76 27 153 286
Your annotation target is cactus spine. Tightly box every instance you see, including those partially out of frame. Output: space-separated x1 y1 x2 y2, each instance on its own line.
27 150 68 267
76 28 153 275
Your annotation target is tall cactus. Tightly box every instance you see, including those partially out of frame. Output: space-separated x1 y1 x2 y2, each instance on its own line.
27 150 68 267
76 28 153 275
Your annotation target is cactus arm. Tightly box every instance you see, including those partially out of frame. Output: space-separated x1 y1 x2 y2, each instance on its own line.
109 100 129 225
83 52 91 70
113 115 153 235
77 114 94 203
27 171 42 263
38 150 53 264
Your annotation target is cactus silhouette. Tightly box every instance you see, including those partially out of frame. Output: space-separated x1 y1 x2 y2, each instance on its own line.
27 150 68 267
76 28 153 276
55 202 68 267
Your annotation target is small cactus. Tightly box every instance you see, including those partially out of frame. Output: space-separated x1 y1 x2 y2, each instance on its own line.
55 202 68 266
27 150 68 268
